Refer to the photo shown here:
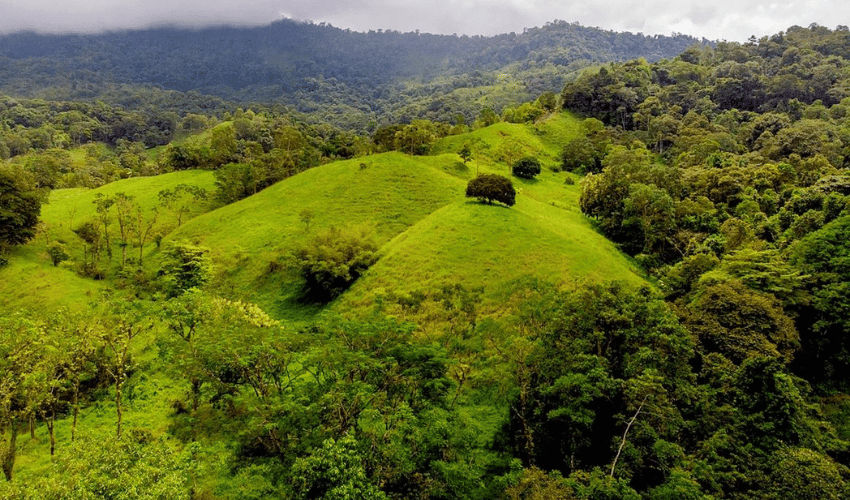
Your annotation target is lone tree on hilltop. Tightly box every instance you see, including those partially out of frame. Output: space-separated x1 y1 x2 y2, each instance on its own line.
466 174 516 207
512 156 542 179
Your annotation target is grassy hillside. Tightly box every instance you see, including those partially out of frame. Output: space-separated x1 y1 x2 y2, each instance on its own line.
157 112 645 325
1 112 644 323
342 197 644 310
165 152 466 321
0 170 216 313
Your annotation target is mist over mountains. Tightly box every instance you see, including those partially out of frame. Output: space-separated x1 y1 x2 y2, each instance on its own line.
0 19 705 129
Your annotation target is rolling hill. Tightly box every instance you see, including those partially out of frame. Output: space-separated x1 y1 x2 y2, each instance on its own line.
1 112 646 324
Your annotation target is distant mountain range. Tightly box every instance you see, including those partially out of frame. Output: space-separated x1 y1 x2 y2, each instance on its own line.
0 20 708 129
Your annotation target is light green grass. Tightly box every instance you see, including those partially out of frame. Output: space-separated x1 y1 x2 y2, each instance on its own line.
340 196 644 313
0 170 216 314
167 153 466 321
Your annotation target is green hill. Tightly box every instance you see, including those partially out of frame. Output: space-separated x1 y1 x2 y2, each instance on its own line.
342 197 644 310
1 113 646 323
159 113 645 324
0 170 216 313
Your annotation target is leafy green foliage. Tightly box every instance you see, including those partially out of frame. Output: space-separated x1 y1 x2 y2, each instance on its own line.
45 241 69 267
293 227 379 302
394 120 437 156
511 156 542 179
682 280 799 363
0 168 42 252
157 241 212 297
158 184 208 226
0 433 190 499
466 174 516 206
291 435 387 500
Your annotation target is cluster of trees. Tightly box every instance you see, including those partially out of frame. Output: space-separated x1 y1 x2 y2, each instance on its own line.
0 95 181 156
559 26 850 400
0 167 43 260
5 278 849 499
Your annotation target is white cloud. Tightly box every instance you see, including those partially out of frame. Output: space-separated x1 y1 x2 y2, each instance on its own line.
0 0 848 42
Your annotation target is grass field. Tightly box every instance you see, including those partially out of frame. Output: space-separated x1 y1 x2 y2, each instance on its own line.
0 170 217 314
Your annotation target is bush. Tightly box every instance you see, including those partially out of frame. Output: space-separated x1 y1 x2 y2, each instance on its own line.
465 174 516 207
293 226 379 302
158 241 212 297
46 241 70 267
512 156 542 179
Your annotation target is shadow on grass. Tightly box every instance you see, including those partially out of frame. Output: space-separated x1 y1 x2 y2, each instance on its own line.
463 199 513 209
443 161 471 178
512 176 540 186
271 282 327 324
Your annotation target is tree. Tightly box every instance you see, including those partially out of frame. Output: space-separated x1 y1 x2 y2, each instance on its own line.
158 184 208 227
0 168 42 254
299 208 315 232
458 144 472 165
45 242 69 267
73 221 102 272
113 192 135 270
99 298 154 439
512 156 542 179
682 280 799 364
130 204 158 268
93 193 114 261
158 241 212 297
560 137 604 174
293 227 379 302
394 120 436 155
291 435 386 500
466 174 516 207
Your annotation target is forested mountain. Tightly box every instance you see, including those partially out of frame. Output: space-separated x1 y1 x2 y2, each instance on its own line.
6 19 850 500
0 20 704 130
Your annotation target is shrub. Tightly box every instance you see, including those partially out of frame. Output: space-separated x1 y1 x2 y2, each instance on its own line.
512 156 542 179
158 241 212 297
46 241 70 267
293 226 379 302
466 174 516 207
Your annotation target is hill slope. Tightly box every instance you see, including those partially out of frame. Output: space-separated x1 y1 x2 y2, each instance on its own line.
0 170 216 313
162 113 645 323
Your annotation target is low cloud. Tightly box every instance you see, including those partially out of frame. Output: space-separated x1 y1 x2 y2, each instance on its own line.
0 0 847 42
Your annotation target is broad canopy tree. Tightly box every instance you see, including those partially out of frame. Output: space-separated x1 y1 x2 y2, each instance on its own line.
466 174 516 207
0 168 42 255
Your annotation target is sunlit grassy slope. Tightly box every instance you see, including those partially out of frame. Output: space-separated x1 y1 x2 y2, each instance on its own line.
0 170 216 314
1 112 645 321
165 112 644 322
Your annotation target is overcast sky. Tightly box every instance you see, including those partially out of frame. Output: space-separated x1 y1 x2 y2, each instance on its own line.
0 0 846 42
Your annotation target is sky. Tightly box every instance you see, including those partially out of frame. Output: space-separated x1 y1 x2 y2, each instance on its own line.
0 0 846 43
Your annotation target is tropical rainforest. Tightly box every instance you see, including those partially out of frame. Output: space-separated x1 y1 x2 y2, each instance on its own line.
1 18 850 500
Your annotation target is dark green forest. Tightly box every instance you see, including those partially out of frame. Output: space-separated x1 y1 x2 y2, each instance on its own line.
3 19 850 500
0 19 703 131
